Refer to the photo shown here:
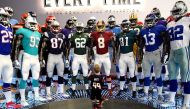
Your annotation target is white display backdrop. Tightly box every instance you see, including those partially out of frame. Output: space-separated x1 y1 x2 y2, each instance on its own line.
0 0 190 26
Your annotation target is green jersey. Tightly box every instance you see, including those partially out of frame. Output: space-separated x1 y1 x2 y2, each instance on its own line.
116 30 136 54
15 28 41 56
130 25 142 35
70 33 90 55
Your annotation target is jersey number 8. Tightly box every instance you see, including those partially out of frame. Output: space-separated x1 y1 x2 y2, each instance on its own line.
98 38 105 48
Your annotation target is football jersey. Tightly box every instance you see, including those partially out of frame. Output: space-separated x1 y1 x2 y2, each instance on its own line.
89 74 104 90
130 25 142 35
70 33 90 55
167 16 190 50
156 18 167 27
140 25 166 52
91 31 113 54
106 26 121 36
45 32 65 54
116 30 137 54
0 24 13 55
15 28 41 56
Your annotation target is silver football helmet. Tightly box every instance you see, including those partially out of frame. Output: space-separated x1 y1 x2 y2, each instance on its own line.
171 1 188 18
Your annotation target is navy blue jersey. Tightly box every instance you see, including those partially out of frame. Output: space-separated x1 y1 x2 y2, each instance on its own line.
0 24 13 55
140 25 166 52
45 32 65 54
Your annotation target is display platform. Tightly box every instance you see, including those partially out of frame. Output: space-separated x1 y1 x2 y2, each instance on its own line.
30 98 154 109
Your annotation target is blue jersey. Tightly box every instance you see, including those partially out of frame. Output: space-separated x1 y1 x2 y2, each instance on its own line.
106 26 121 36
140 25 166 52
0 24 13 55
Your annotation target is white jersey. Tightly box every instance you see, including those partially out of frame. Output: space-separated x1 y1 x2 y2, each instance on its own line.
167 16 190 50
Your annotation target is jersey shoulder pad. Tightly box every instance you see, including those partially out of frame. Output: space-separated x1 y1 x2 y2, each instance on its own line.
184 13 190 17
166 15 175 23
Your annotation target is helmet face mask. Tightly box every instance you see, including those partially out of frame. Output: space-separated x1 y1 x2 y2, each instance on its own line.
0 8 9 25
171 1 187 19
145 14 156 28
96 20 105 32
108 16 116 28
46 16 56 27
129 12 138 27
51 21 60 33
152 8 161 18
87 20 95 29
76 22 84 33
66 20 74 29
25 16 38 31
121 20 131 32
129 19 137 27
4 7 13 17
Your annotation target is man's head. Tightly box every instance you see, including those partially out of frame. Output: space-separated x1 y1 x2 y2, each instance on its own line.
94 64 100 74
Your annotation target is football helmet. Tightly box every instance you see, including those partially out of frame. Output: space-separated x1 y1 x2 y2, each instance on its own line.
25 16 38 31
0 8 9 25
96 20 106 32
89 16 96 23
129 12 138 27
144 14 156 28
151 7 161 18
21 12 29 23
51 20 60 33
76 22 84 33
121 19 131 32
4 7 13 17
87 19 95 29
171 1 187 18
46 15 56 27
66 19 74 29
70 16 77 26
108 15 116 28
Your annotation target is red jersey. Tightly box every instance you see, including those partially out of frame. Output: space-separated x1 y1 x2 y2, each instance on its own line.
91 31 113 54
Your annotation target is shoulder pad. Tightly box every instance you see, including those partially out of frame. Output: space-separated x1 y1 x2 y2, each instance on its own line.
166 16 175 23
184 13 190 17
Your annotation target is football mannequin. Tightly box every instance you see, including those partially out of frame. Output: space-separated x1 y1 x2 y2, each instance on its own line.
116 20 137 98
0 8 22 108
43 21 69 100
69 22 91 96
138 14 170 102
14 16 46 106
129 12 144 91
91 20 116 96
162 1 190 108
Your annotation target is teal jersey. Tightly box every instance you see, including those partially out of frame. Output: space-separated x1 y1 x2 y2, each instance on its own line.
116 30 137 54
15 28 41 56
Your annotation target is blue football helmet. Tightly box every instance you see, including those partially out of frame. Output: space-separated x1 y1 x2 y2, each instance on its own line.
144 14 156 28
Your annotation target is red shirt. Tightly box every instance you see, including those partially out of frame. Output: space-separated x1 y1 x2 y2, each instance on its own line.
91 31 113 55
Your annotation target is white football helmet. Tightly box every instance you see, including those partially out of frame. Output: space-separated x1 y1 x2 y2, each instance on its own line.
76 22 84 33
51 20 60 33
4 7 13 17
0 8 9 25
25 16 38 31
171 1 187 18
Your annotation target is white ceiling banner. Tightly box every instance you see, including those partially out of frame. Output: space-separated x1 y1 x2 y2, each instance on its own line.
43 0 144 13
